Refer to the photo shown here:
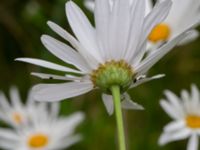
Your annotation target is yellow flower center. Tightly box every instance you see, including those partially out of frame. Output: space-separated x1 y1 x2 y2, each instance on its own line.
186 115 200 129
148 23 171 43
12 112 23 124
91 60 134 93
28 133 49 148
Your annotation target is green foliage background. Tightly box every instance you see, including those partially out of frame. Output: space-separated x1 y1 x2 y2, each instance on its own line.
0 0 200 149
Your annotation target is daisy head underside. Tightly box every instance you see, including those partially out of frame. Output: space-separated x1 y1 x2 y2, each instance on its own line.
90 60 134 93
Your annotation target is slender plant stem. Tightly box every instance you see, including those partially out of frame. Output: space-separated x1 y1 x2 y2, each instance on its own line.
111 85 126 150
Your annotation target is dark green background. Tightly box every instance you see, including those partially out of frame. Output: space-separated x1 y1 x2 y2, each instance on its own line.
0 0 200 149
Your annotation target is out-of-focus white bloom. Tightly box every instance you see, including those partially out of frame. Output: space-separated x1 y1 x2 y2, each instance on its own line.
159 84 200 150
0 87 34 127
16 0 195 115
0 101 84 150
147 0 200 50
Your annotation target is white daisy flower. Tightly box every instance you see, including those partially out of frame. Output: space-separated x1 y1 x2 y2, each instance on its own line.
159 84 200 150
16 0 195 115
0 102 84 150
147 0 200 50
0 86 35 127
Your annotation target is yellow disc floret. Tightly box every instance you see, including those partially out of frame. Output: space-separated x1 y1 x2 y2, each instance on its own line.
91 60 134 93
186 115 200 129
148 23 171 43
12 112 23 124
28 133 49 148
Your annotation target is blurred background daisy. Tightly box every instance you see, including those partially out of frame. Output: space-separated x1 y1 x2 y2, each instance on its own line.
147 0 200 51
0 108 84 150
159 84 200 150
0 86 32 127
0 87 84 150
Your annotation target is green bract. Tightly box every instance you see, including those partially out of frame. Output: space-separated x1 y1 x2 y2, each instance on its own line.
91 60 134 93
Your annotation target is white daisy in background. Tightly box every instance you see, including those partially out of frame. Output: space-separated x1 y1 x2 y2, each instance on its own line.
0 86 34 127
147 0 200 51
0 101 84 150
16 0 197 115
159 84 200 150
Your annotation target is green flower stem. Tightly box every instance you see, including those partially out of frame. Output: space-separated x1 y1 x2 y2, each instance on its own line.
111 85 126 150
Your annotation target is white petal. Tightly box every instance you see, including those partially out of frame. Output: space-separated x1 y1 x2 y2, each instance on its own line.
121 93 144 110
0 92 10 111
56 135 82 149
181 89 190 101
187 134 199 150
32 82 93 101
159 132 171 146
164 90 181 106
50 102 60 118
0 139 17 149
26 90 35 106
163 0 189 25
15 148 27 150
9 86 22 108
164 90 184 117
125 0 145 62
31 72 81 81
0 128 18 140
47 21 99 69
191 84 200 107
159 128 190 145
168 128 191 140
108 0 131 59
164 120 185 132
41 35 91 72
94 0 110 60
15 58 83 74
85 0 95 11
47 21 81 51
66 1 102 63
62 112 85 128
57 112 85 135
160 100 181 119
181 89 192 113
102 94 114 116
145 0 152 16
0 111 8 122
135 31 187 75
164 0 200 32
131 74 165 88
178 30 199 45
102 92 144 115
